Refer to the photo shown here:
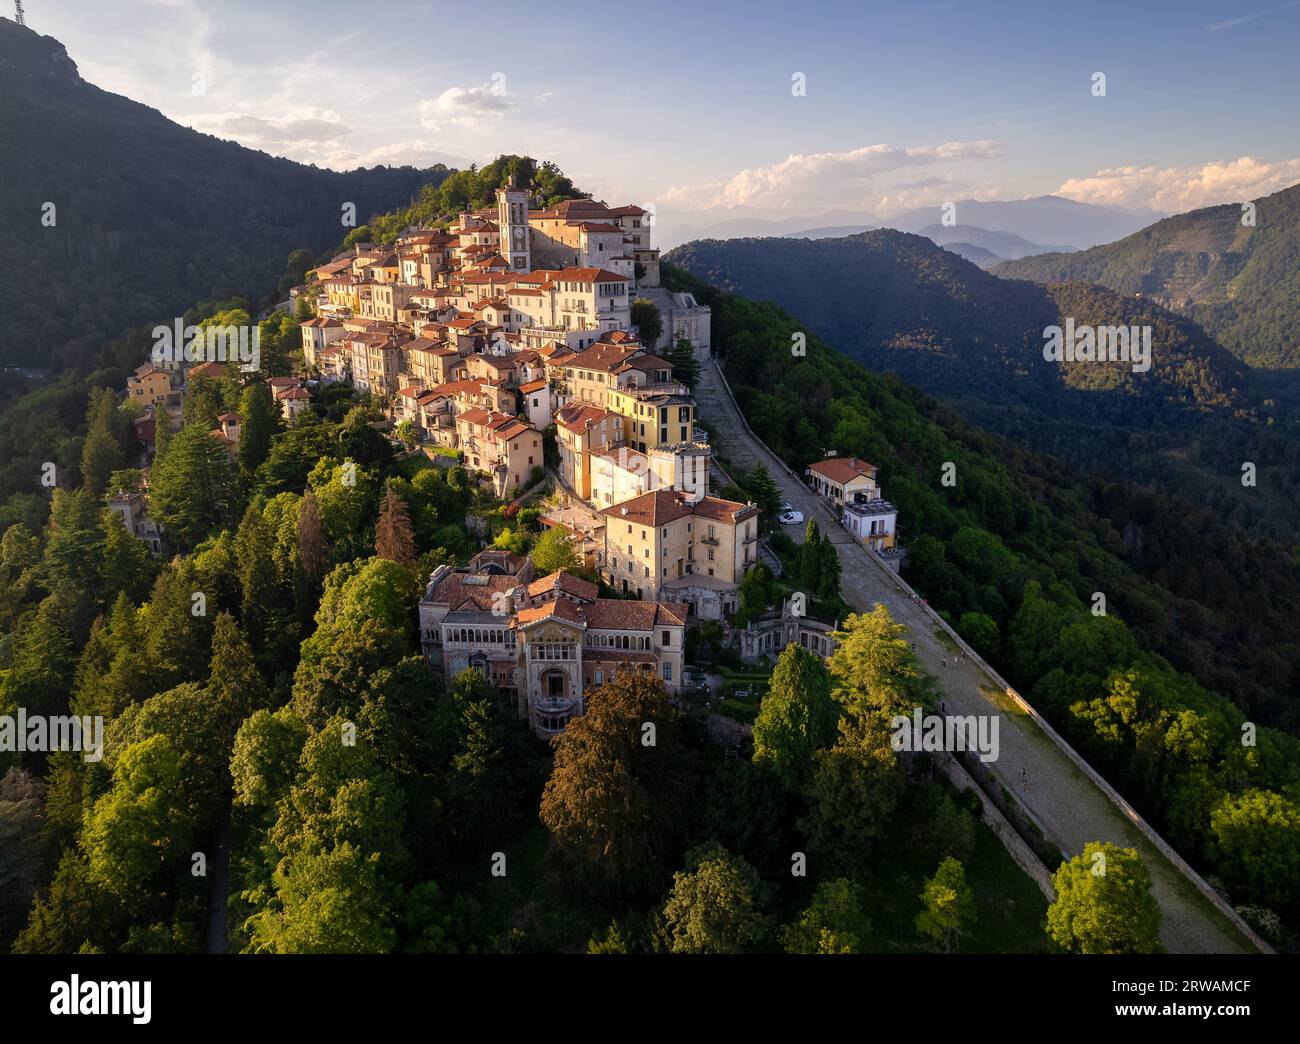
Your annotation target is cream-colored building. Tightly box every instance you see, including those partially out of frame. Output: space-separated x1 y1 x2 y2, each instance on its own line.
419 554 686 737
590 443 710 510
807 455 899 554
599 490 760 617
456 408 543 497
555 402 623 499
299 317 345 369
807 456 879 504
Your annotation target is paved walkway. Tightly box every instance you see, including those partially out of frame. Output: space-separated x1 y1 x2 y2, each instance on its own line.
696 359 1259 954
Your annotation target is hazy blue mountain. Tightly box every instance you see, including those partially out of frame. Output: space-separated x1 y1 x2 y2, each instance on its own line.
916 223 1071 259
938 241 1002 266
887 195 1158 248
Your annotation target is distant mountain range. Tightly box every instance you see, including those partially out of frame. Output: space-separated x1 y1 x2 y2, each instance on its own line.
659 208 881 248
0 20 445 369
662 194 1156 253
886 196 1158 249
665 226 1300 541
914 223 1070 261
937 241 1002 267
993 183 1300 368
665 229 1257 430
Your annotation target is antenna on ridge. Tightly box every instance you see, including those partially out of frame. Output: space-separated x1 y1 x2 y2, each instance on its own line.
15 0 25 27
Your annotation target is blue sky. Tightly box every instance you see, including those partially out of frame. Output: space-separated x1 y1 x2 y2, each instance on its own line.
22 0 1300 219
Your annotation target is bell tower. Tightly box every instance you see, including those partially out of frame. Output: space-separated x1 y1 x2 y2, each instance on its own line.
497 175 531 273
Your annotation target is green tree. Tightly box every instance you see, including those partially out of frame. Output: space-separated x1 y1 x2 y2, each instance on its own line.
587 921 631 954
957 611 1000 661
916 856 977 952
81 734 191 897
799 519 821 592
781 877 872 954
1046 842 1162 954
181 374 227 431
238 382 277 477
235 503 278 639
631 298 663 346
1208 789 1300 909
209 611 267 735
828 605 929 721
530 524 582 575
752 644 838 791
245 843 398 954
668 338 700 389
150 423 239 549
799 728 902 871
540 668 689 894
41 488 106 595
80 387 126 497
100 512 157 605
816 534 841 602
742 464 783 525
656 843 769 954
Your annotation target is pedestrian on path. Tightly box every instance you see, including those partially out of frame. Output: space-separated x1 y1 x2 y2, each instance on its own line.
942 658 947 669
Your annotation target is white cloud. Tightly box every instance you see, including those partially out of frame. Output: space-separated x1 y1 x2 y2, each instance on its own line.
323 141 475 171
188 109 351 152
418 82 516 130
1057 156 1300 212
661 141 1005 210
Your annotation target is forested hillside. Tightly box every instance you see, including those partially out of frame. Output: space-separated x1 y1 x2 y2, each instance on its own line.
667 230 1300 541
666 259 1300 937
993 183 1300 368
0 20 444 371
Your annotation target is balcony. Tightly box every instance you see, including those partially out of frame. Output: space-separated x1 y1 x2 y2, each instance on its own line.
534 694 579 716
700 535 719 546
743 533 758 545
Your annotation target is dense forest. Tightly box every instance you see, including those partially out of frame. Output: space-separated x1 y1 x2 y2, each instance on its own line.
664 260 1300 941
667 230 1300 541
2 144 1296 955
993 183 1300 368
0 19 444 371
0 160 1074 956
0 322 1056 957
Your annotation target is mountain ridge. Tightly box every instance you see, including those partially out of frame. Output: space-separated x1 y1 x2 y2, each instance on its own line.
0 20 446 369
991 182 1300 367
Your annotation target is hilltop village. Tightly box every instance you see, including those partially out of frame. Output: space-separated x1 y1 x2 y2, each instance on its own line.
115 180 901 736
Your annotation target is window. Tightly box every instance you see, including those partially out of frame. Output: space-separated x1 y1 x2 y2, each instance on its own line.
661 630 670 647
662 663 672 681
594 670 604 685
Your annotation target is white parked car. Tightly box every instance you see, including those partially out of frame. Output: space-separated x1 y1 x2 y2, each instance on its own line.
778 509 804 525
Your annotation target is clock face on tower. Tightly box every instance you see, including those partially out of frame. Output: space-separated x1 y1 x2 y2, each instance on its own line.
513 227 524 244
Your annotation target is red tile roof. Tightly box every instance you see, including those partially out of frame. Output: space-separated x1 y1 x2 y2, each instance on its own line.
807 456 877 484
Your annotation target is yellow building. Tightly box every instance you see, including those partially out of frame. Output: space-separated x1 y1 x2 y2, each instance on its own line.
127 364 174 408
